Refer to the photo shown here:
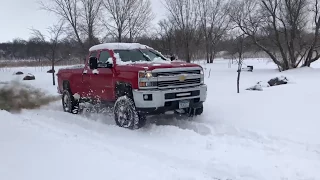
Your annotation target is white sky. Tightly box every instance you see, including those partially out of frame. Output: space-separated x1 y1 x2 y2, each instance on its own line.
0 0 166 43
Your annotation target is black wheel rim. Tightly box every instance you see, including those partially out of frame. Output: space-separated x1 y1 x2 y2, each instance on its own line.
116 101 133 128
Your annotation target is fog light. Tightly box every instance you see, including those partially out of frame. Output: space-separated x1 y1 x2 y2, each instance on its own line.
143 94 152 101
144 94 148 100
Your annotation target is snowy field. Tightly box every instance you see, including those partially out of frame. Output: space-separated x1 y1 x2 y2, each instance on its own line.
1 58 320 180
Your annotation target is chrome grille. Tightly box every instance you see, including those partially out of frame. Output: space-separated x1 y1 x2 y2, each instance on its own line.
155 70 200 77
138 67 203 90
154 67 203 89
158 78 201 88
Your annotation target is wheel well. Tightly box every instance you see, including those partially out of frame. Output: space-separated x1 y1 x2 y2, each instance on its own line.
62 80 70 90
115 82 133 100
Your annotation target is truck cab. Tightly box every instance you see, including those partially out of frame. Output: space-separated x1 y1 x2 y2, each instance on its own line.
57 43 207 129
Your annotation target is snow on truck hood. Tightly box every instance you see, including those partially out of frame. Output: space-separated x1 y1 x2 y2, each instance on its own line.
117 60 200 70
118 61 201 70
113 52 200 70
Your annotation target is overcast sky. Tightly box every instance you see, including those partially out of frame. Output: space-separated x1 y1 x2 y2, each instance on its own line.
0 0 166 43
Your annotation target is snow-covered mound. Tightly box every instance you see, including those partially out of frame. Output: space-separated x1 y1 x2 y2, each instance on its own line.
246 75 290 91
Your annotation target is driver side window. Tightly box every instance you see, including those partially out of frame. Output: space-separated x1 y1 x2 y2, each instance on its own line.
98 51 111 68
99 51 111 63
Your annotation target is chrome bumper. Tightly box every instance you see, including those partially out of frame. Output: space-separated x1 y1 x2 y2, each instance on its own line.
132 85 207 108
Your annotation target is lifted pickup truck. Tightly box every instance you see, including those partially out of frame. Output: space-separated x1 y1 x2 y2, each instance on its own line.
57 43 207 129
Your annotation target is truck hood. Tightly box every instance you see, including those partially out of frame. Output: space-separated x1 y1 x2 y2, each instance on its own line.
119 61 201 71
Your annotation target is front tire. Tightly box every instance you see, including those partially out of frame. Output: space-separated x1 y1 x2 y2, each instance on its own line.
62 90 79 114
186 104 204 117
114 96 146 129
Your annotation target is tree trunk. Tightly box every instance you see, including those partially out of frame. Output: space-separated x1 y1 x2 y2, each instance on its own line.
237 50 242 93
51 52 56 86
52 60 55 86
209 48 216 64
209 53 213 64
205 40 210 63
304 61 311 67
237 67 241 93
185 39 191 63
118 28 122 42
88 25 94 46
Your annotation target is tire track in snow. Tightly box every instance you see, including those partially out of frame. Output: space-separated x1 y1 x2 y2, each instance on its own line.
40 101 214 136
21 102 320 180
36 101 320 158
18 109 224 180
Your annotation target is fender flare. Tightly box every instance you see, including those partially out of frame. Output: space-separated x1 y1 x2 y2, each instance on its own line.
62 80 70 91
115 81 133 100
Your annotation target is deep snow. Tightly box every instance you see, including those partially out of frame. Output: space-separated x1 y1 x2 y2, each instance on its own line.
0 58 320 180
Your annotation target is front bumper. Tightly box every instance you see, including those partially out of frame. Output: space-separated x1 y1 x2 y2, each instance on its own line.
132 85 207 110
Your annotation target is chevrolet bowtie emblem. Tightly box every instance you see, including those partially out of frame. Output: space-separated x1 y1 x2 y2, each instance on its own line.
179 75 186 82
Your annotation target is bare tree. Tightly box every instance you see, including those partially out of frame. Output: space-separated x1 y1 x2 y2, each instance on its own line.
80 0 103 46
39 0 84 51
127 0 154 42
303 0 320 67
197 0 231 63
236 34 245 93
229 0 280 69
261 0 309 69
30 22 65 86
102 0 153 42
163 0 198 63
158 19 175 55
229 0 320 71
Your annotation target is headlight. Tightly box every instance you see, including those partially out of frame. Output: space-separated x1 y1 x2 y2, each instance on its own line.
139 71 153 78
138 71 157 88
200 68 204 84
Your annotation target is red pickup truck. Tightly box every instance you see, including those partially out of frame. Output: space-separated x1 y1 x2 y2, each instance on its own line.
57 43 207 129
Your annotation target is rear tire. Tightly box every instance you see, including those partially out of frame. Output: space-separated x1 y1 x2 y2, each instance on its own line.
114 96 146 129
62 90 79 114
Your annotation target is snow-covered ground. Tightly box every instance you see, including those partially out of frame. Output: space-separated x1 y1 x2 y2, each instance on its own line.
1 58 320 180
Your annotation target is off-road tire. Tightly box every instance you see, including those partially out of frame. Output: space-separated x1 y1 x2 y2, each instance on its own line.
187 105 204 117
114 96 146 129
62 90 79 114
195 105 203 115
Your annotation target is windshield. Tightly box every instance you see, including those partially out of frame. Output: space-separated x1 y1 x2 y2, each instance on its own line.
114 49 168 62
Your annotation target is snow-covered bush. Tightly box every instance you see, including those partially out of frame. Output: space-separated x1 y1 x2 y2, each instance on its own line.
246 76 290 91
14 71 24 75
246 84 263 91
267 76 289 86
23 73 35 80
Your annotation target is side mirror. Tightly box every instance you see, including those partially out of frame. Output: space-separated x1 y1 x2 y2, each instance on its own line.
89 56 98 69
170 56 176 61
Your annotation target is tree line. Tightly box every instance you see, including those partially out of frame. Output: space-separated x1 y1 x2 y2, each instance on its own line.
1 0 320 71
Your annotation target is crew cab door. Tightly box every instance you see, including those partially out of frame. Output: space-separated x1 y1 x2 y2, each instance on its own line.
90 50 115 101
